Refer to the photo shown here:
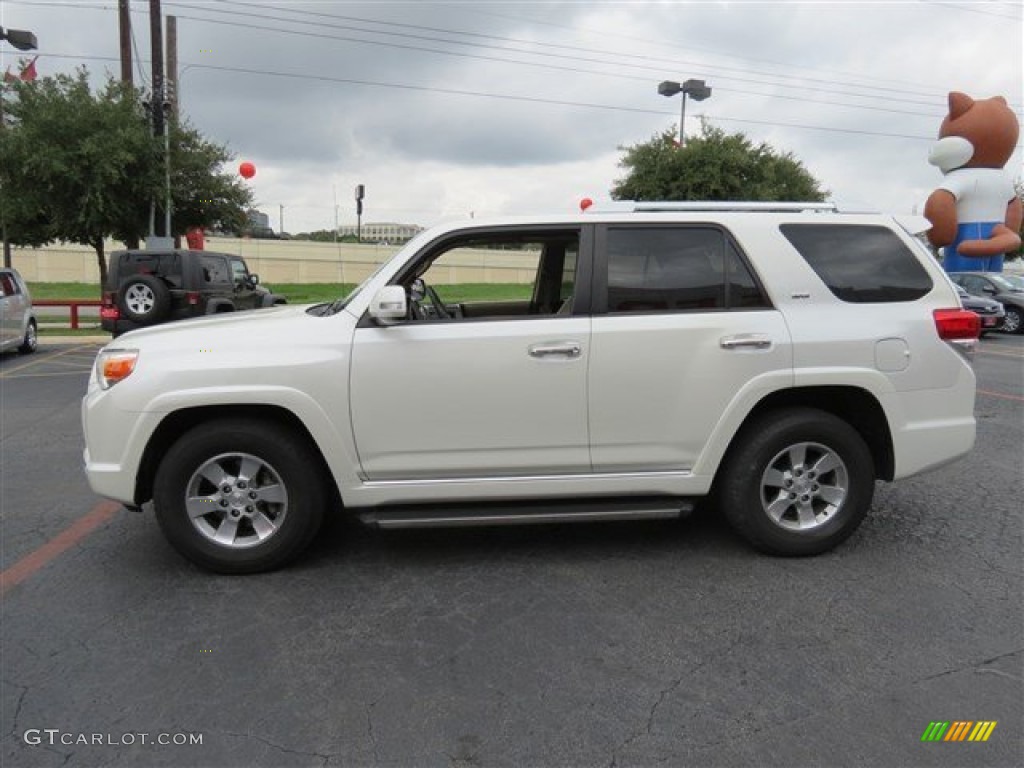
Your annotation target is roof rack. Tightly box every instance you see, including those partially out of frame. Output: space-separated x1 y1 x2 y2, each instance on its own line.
583 201 840 214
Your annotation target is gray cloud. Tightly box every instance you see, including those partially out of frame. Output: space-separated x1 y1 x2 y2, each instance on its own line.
4 0 1021 232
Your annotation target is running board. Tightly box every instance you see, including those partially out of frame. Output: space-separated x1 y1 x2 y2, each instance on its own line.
356 498 694 529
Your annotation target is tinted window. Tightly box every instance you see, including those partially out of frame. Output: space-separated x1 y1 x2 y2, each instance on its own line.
727 241 769 308
230 259 249 284
200 256 230 284
781 224 932 303
0 273 19 296
606 227 768 313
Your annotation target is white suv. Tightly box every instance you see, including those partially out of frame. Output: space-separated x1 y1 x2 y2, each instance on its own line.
82 202 979 573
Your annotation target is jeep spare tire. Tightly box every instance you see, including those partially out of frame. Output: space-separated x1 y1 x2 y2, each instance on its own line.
119 275 171 324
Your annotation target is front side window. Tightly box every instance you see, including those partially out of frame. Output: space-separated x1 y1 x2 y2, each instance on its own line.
780 224 932 303
230 259 249 286
397 229 581 321
604 227 768 313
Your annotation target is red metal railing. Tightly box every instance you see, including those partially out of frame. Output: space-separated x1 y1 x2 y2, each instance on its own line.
33 299 103 330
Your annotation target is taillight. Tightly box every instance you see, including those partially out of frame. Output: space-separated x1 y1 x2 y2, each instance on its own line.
933 308 980 340
187 291 200 305
100 292 119 319
934 308 979 360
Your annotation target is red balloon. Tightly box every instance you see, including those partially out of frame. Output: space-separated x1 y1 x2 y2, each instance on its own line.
239 161 256 180
580 197 594 211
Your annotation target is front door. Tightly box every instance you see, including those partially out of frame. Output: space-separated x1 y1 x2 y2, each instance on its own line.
349 227 592 480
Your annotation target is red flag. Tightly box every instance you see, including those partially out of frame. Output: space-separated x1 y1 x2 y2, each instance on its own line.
19 56 38 82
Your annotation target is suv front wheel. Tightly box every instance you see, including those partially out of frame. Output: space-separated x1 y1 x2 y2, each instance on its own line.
153 420 327 573
719 408 874 556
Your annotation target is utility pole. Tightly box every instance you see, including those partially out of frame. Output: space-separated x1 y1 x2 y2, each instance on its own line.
279 204 284 236
147 0 172 247
118 0 133 87
166 15 178 123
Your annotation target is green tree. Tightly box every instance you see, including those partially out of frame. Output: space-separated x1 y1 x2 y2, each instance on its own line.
0 67 252 286
1 70 156 283
612 123 827 203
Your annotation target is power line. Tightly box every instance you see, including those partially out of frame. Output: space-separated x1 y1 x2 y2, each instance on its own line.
165 0 957 111
208 0 957 103
466 3 1019 101
12 0 1021 115
162 5 958 119
31 51 946 144
919 1 1024 21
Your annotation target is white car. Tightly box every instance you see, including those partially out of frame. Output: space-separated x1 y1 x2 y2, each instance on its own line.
0 267 38 355
82 202 979 573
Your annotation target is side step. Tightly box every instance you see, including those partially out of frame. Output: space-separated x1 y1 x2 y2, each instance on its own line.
356 497 694 529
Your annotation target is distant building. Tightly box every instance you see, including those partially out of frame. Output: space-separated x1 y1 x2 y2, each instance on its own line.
337 222 424 244
247 210 271 230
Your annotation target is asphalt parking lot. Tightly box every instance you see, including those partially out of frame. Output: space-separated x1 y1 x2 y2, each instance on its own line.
1 337 1021 768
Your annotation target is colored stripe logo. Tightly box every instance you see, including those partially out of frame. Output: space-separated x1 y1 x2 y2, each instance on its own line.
921 721 997 742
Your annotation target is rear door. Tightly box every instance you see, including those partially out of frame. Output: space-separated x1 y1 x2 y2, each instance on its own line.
587 224 792 472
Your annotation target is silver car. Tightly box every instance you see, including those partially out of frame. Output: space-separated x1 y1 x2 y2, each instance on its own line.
0 267 38 354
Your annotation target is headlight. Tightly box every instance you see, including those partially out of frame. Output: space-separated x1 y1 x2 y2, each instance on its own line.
96 349 139 389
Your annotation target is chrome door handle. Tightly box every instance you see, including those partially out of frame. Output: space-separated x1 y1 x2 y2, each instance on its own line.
720 334 772 350
529 342 582 359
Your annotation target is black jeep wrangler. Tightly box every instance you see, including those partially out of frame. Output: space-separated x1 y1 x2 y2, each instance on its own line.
101 249 287 336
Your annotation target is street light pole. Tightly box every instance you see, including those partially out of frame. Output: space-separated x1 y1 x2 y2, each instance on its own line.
658 79 712 147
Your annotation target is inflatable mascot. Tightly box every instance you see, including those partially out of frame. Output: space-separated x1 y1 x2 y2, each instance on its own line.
924 92 1021 273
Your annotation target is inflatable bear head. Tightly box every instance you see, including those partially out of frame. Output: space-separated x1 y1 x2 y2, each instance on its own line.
929 92 1019 173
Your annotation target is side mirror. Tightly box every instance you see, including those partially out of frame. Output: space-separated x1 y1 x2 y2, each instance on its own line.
368 286 407 324
248 273 260 286
982 286 996 295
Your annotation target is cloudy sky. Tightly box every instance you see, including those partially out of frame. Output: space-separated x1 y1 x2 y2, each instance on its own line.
2 0 1022 234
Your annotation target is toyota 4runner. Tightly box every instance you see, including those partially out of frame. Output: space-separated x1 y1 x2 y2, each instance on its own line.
82 202 980 573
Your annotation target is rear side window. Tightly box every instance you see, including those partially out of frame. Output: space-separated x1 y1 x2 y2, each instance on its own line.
0 273 19 296
200 256 230 284
605 227 770 313
780 224 932 303
116 252 182 288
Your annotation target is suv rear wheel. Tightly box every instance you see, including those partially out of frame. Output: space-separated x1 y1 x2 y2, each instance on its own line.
119 275 171 325
719 408 874 556
153 420 326 573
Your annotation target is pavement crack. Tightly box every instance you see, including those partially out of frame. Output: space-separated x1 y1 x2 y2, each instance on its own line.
916 647 1024 683
366 698 381 764
4 680 29 740
223 730 334 766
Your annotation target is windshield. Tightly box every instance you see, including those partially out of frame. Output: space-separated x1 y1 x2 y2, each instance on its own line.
988 274 1020 291
997 273 1024 291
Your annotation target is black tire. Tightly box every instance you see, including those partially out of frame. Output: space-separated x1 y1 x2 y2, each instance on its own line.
17 320 37 354
718 408 875 556
153 420 327 573
1001 306 1022 335
118 275 171 325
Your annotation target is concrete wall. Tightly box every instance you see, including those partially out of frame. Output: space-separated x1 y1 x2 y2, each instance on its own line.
11 237 538 285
